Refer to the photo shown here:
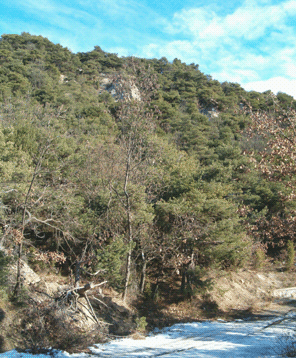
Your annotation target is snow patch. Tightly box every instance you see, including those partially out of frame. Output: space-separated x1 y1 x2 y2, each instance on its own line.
3 314 296 357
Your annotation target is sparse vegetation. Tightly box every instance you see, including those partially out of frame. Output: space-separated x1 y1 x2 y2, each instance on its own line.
286 240 295 272
136 316 148 333
254 248 266 269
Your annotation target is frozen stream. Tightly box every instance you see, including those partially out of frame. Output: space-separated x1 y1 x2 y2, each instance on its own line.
2 312 296 358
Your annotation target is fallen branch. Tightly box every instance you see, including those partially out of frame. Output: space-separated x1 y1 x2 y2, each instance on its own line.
85 269 107 276
75 283 93 297
77 300 98 324
92 295 109 308
58 280 108 300
78 297 108 326
85 293 100 325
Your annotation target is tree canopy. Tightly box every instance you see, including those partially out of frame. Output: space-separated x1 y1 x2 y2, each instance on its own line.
1 33 296 300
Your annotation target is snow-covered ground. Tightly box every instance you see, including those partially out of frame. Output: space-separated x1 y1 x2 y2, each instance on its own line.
2 313 296 358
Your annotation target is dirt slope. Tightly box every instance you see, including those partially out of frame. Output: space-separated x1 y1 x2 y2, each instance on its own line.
210 269 296 314
2 265 296 353
143 269 296 329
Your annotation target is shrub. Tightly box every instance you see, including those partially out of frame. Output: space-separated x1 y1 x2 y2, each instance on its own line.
254 248 265 269
0 251 14 297
135 316 147 333
286 240 295 271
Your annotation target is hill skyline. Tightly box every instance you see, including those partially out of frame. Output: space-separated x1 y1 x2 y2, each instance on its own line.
1 0 296 98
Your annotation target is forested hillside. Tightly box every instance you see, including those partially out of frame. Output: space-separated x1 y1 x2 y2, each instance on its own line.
1 32 296 306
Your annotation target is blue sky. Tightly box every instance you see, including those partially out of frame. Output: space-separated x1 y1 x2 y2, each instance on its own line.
1 0 296 98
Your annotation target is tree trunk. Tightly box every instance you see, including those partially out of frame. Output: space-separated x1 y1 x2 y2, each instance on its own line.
122 197 132 301
75 261 81 288
123 243 132 302
122 147 132 302
181 268 186 293
14 240 23 297
140 250 147 294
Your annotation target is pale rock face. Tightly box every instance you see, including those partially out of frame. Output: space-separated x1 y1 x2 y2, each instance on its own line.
130 83 141 101
200 107 220 119
59 74 68 83
10 260 41 286
99 74 141 101
100 77 112 86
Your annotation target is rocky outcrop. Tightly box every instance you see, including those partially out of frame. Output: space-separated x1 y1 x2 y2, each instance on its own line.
98 74 141 102
200 107 220 119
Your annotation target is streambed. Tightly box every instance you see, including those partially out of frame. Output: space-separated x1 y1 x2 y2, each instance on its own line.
2 311 296 358
90 313 296 357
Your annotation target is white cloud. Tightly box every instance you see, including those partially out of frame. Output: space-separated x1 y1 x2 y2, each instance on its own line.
283 0 296 13
106 47 130 57
222 2 296 40
167 8 214 36
242 77 296 98
19 0 56 13
166 1 291 40
282 62 296 78
142 43 161 58
213 69 260 84
143 0 296 97
201 21 224 39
